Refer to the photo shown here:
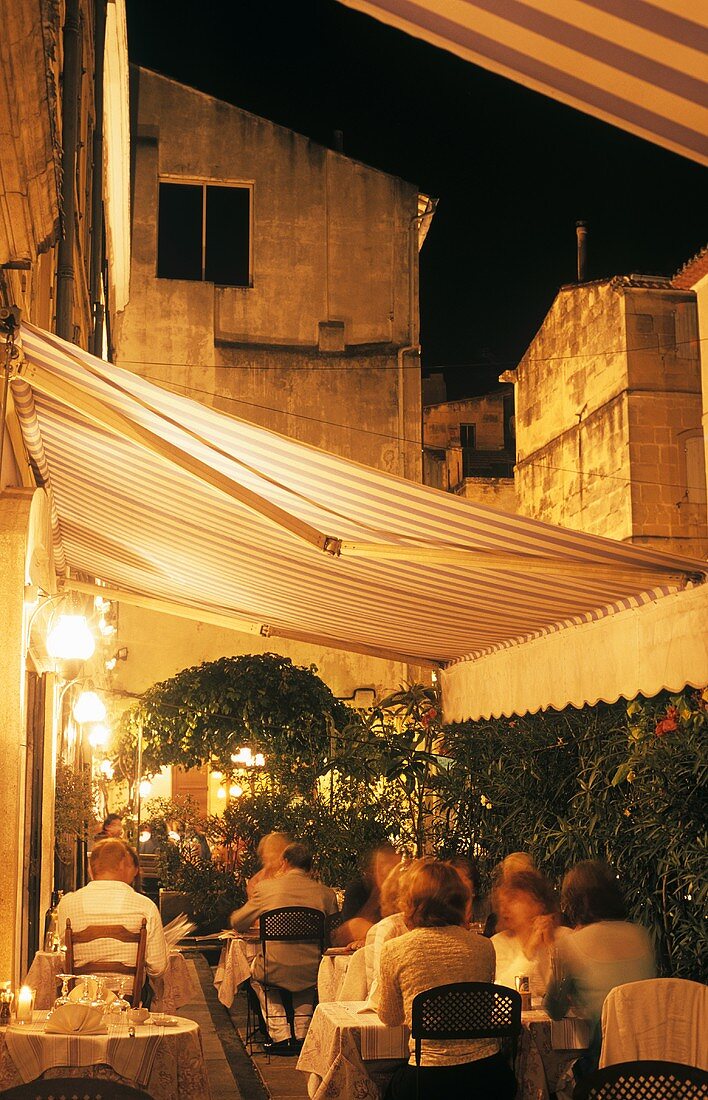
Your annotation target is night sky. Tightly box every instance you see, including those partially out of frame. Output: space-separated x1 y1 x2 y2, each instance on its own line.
126 0 706 399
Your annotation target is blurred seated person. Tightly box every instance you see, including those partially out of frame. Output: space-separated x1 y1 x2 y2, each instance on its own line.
90 813 123 848
492 870 567 995
448 853 489 927
547 860 656 1024
56 839 168 979
378 860 516 1100
246 831 291 898
333 842 400 946
484 850 537 936
230 841 338 1055
365 860 412 996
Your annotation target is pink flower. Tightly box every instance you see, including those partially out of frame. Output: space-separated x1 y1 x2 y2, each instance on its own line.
655 706 678 737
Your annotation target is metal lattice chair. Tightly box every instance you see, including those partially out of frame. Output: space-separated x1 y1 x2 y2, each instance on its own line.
573 1060 708 1099
411 982 521 1099
246 906 325 1053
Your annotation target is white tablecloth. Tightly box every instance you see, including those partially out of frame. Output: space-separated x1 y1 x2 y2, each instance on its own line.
0 1012 211 1100
25 950 197 1013
298 1001 589 1100
214 937 258 1008
317 953 355 1002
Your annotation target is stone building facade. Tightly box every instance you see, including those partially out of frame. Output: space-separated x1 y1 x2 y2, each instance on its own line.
116 67 432 480
0 0 129 980
503 276 707 558
422 391 516 510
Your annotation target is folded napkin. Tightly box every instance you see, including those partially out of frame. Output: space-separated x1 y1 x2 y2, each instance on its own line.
46 1003 107 1034
68 979 117 1004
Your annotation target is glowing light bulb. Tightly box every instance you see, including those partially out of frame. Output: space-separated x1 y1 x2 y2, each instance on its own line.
99 759 114 779
139 780 152 798
87 723 110 749
98 617 116 637
94 596 111 613
210 770 223 780
73 691 106 724
254 753 265 767
47 615 95 661
168 830 180 842
216 788 226 800
229 784 243 798
139 829 152 843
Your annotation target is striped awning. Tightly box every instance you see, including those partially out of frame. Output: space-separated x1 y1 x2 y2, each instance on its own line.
10 322 707 687
338 0 708 167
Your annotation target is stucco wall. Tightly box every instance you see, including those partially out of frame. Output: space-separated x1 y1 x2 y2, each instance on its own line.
115 67 422 479
424 395 507 451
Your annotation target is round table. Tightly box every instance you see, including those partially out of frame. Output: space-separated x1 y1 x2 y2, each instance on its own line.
25 950 197 1012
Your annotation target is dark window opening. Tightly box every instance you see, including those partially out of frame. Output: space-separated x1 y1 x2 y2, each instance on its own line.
157 181 250 286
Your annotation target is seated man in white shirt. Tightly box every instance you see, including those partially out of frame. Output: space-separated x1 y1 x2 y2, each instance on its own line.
56 838 169 987
230 841 338 1055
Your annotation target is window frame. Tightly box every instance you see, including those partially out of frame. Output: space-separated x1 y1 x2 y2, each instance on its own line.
157 176 254 287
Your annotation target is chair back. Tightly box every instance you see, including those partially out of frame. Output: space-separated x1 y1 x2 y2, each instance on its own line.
600 979 708 1071
65 917 148 1006
573 1059 708 1099
259 906 325 951
411 981 522 1067
325 909 344 947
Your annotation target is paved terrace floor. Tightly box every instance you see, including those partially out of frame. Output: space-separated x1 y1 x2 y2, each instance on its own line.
182 951 309 1100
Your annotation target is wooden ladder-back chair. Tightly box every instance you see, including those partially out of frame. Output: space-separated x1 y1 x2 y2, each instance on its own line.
65 917 147 1006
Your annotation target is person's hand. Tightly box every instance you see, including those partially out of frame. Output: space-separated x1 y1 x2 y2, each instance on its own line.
347 938 366 951
528 914 557 953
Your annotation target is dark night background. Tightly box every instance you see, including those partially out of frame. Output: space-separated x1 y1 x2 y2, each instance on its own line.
126 0 706 399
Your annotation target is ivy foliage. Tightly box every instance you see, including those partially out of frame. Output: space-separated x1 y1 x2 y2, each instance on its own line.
116 653 356 792
54 761 96 864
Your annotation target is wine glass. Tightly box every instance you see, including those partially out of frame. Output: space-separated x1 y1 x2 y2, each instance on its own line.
53 973 75 1009
107 977 130 1026
77 975 94 1004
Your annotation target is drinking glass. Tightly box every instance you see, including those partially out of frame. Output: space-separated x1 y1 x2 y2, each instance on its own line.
77 975 94 1004
53 973 75 1009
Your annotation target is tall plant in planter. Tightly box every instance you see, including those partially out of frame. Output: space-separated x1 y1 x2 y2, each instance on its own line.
115 653 355 794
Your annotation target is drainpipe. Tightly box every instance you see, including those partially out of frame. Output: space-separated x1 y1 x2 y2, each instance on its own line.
89 0 107 357
398 210 422 480
55 0 82 340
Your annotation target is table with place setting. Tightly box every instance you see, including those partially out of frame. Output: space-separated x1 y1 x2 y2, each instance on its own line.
214 933 259 1007
25 948 197 1013
297 999 592 1100
0 1005 211 1100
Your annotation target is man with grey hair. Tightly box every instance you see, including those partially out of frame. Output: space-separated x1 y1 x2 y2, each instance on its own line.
231 841 338 1054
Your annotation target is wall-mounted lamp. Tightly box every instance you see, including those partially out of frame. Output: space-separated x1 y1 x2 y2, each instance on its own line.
73 690 106 724
46 614 95 661
87 723 110 749
105 646 128 671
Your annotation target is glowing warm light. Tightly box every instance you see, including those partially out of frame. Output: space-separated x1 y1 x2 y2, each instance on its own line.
139 829 152 843
47 615 95 661
254 753 265 767
229 784 243 798
99 759 114 779
168 830 181 842
216 788 226 800
98 617 116 637
87 723 110 749
139 780 152 798
94 596 111 613
210 770 223 780
73 690 106 724
105 657 117 671
231 747 255 767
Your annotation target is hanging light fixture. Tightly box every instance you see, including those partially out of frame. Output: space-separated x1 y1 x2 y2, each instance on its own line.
73 690 106 724
139 828 152 844
87 723 110 749
99 759 114 779
139 779 152 798
216 788 226 800
229 783 244 798
47 615 95 661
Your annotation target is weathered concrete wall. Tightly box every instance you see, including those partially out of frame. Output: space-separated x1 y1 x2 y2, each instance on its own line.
512 279 707 555
457 477 517 511
424 395 507 450
115 67 422 479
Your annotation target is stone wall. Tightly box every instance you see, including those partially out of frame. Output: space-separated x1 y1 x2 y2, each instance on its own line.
116 67 423 479
512 278 707 555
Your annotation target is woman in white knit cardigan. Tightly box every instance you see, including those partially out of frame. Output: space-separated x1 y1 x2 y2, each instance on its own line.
378 860 517 1100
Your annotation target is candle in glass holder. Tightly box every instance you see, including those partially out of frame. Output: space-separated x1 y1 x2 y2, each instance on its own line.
15 986 34 1023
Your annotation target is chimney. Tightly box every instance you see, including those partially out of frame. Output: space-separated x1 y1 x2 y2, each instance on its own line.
576 221 588 282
